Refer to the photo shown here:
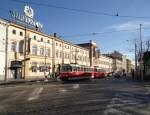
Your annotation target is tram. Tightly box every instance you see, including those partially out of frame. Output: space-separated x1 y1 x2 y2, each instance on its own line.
59 64 93 80
59 64 107 81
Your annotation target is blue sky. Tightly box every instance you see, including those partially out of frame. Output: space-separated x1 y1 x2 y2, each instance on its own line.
1 0 150 60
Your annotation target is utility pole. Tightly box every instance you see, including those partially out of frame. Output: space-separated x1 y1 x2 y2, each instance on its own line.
134 42 137 79
139 24 143 80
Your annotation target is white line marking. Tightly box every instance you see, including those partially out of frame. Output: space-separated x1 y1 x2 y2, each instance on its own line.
59 89 67 93
28 87 43 101
73 84 80 89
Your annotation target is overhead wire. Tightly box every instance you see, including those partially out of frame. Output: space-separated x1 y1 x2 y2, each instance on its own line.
1 0 150 38
10 0 150 19
61 27 150 38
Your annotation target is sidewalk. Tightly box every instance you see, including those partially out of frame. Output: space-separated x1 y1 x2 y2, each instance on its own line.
0 78 57 86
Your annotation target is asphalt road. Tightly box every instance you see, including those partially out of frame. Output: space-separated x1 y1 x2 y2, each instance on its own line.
0 77 150 115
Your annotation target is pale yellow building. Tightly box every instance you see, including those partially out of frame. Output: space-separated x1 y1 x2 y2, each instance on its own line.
5 22 90 80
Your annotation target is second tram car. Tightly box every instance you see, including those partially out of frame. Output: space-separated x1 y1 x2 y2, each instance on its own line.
93 67 107 78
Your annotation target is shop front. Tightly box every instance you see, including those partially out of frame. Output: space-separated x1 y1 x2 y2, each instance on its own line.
9 60 23 79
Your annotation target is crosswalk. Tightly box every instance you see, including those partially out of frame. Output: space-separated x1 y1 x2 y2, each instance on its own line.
104 92 150 115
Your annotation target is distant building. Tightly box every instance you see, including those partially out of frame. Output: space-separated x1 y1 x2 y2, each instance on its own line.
77 40 98 66
104 51 127 72
126 59 132 73
77 40 113 73
97 55 113 73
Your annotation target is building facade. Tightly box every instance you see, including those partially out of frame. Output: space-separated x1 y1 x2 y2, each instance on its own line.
0 19 8 80
97 55 113 73
77 41 113 73
0 20 90 80
126 59 132 73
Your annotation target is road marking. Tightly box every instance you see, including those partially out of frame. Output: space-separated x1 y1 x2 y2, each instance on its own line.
73 84 80 89
59 88 67 93
75 99 109 104
28 87 43 101
104 108 131 115
104 93 132 115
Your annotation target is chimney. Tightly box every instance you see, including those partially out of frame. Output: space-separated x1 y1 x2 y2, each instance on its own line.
54 33 57 37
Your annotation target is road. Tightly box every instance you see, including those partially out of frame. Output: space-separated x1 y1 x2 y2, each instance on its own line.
0 77 150 115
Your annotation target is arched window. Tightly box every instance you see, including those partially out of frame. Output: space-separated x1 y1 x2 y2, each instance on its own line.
11 42 16 52
32 45 37 55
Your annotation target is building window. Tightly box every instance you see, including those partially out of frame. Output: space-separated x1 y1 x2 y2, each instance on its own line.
20 32 23 36
46 48 50 57
32 45 37 55
47 40 50 43
12 29 16 35
64 52 69 59
56 42 58 46
41 38 43 42
33 36 36 40
40 47 44 56
11 42 16 52
39 62 45 72
31 62 37 72
60 44 61 47
67 54 70 59
56 50 59 58
19 40 24 53
59 52 62 58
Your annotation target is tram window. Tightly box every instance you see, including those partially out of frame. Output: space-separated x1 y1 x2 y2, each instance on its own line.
62 66 72 72
91 68 94 72
81 67 83 71
86 68 88 72
77 67 80 71
73 67 77 72
84 68 86 72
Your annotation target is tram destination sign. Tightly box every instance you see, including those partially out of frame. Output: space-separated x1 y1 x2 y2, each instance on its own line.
10 5 43 29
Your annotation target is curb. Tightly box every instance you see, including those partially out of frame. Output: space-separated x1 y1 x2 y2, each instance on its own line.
0 78 57 86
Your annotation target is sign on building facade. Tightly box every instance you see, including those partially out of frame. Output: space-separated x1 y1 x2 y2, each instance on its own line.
10 5 43 29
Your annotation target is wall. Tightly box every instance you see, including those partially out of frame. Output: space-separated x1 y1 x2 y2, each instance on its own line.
0 20 7 80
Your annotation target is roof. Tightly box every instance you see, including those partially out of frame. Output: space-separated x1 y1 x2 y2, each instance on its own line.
1 18 89 51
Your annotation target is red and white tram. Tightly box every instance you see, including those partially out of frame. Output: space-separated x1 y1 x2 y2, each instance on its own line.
59 64 93 80
59 64 107 81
